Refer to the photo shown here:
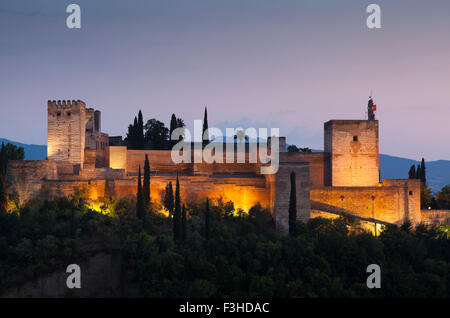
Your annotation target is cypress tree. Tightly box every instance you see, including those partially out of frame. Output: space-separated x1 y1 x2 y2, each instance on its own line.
416 164 421 180
408 165 416 179
169 114 177 148
288 171 297 236
204 198 211 240
164 182 174 217
132 116 138 149
173 174 181 242
137 110 145 149
202 107 209 147
420 158 426 184
181 203 187 243
104 179 111 208
136 165 145 219
143 154 150 207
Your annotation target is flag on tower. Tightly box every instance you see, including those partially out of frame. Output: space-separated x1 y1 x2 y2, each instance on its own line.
373 104 377 111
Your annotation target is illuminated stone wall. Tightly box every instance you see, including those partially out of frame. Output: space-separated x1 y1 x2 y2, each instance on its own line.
267 162 310 235
324 120 379 187
6 160 58 205
279 152 329 187
310 178 421 226
420 210 450 225
109 146 127 170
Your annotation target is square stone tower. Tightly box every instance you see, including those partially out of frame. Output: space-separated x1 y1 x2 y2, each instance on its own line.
47 100 86 166
324 120 379 187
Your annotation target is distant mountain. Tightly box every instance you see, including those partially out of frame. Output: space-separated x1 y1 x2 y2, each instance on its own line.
0 138 47 160
1 138 449 192
379 154 450 193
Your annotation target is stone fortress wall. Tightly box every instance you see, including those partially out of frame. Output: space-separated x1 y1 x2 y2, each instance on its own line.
7 99 445 235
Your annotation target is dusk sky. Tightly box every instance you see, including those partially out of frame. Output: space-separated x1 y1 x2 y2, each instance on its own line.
0 0 449 161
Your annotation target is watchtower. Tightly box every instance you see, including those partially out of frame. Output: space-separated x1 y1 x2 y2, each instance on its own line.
324 99 380 187
47 100 87 166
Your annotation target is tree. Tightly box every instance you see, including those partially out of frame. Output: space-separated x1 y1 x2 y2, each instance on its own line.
436 185 450 209
125 111 145 150
173 175 181 242
289 171 297 236
169 114 177 148
176 118 185 129
202 107 209 147
143 154 150 207
126 124 135 148
104 179 111 208
420 158 426 184
287 145 299 153
420 182 433 209
136 166 145 219
163 182 174 217
408 165 416 179
137 110 145 149
181 203 187 243
415 164 421 180
0 142 24 175
204 198 211 240
144 119 169 150
299 147 312 153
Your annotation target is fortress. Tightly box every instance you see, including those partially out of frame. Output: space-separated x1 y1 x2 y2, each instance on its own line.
6 99 427 234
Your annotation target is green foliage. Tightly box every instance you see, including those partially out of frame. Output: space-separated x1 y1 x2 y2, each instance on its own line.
436 185 450 209
287 145 311 153
144 118 169 150
0 195 449 298
126 110 145 150
1 142 25 164
163 182 174 217
420 158 426 184
421 182 433 209
287 144 299 153
408 165 416 179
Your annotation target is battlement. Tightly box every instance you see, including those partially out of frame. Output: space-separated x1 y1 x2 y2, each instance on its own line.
48 100 86 109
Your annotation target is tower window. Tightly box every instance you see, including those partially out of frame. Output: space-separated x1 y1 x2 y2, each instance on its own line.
57 112 61 116
353 136 358 142
409 191 413 195
67 112 71 116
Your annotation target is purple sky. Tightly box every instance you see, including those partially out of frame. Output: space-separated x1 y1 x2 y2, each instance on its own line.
0 0 449 160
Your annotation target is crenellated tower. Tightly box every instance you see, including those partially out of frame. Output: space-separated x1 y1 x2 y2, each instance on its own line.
47 100 87 167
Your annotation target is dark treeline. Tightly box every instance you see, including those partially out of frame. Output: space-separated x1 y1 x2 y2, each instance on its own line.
0 192 448 297
0 142 24 214
125 107 209 150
